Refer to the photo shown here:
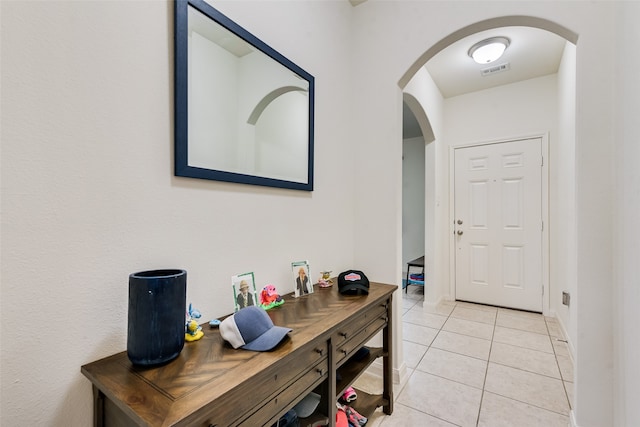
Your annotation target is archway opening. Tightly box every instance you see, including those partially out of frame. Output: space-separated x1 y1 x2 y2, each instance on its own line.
398 16 577 321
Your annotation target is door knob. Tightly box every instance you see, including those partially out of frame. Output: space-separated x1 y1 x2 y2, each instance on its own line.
457 230 463 235
457 219 463 225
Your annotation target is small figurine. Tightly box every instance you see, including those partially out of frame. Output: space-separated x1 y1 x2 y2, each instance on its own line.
318 271 333 288
185 303 204 342
259 284 285 310
188 303 201 319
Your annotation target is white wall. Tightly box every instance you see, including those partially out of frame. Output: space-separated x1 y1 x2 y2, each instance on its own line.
554 41 577 356
443 75 558 145
0 1 355 425
613 2 640 425
572 4 615 425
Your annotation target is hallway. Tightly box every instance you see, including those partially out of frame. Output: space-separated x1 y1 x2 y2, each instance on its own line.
355 287 574 426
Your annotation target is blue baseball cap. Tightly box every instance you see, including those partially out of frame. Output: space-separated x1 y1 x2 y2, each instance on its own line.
220 306 292 351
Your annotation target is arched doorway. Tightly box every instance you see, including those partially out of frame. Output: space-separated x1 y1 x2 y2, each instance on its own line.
398 17 577 318
402 93 435 302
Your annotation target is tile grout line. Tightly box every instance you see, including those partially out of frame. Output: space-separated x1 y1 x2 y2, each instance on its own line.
546 317 573 411
409 297 456 371
397 291 463 424
484 359 564 382
492 338 556 354
421 298 465 425
394 290 432 405
475 309 497 426
483 389 574 418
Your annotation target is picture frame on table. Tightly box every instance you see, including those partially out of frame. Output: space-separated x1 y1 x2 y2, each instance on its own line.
232 272 257 311
292 261 313 298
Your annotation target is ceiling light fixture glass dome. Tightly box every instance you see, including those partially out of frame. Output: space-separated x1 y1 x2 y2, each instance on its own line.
468 37 510 64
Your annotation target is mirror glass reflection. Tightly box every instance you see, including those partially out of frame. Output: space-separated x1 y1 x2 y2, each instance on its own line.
175 0 314 190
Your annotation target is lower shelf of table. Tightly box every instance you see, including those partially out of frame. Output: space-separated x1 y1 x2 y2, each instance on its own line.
299 412 330 427
349 388 389 418
298 345 389 426
336 346 384 396
336 346 390 420
301 388 388 427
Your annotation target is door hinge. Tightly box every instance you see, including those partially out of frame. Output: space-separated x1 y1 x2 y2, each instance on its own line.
541 220 544 231
541 156 544 167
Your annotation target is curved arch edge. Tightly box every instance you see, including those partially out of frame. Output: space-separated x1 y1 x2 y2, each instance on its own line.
398 15 579 89
247 86 308 125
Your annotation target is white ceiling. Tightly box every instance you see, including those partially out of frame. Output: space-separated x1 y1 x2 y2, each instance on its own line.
404 26 567 138
427 26 567 98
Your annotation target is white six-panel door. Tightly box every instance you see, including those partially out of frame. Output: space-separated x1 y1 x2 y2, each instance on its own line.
454 138 542 312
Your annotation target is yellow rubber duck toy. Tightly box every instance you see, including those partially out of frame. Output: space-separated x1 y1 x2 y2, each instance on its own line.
185 303 204 342
185 319 204 342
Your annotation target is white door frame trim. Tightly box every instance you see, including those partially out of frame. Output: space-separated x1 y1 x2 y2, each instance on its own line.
448 132 550 315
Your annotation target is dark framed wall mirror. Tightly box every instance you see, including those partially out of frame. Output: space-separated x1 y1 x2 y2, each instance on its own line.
174 0 315 191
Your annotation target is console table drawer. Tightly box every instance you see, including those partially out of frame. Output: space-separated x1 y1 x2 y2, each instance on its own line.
333 301 388 346
237 357 328 427
335 315 388 366
199 344 326 426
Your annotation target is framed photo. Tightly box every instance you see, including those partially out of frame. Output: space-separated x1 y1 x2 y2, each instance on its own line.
232 272 257 311
292 261 313 298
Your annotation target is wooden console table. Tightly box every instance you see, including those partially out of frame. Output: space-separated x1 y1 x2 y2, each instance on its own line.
81 281 396 426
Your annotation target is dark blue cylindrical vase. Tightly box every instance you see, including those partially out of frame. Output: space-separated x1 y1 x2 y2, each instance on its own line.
127 269 187 366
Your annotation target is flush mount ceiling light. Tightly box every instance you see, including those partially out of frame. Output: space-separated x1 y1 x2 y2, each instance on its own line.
468 37 510 64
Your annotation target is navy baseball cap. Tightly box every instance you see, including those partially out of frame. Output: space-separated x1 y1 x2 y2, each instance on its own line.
219 306 292 351
338 270 370 295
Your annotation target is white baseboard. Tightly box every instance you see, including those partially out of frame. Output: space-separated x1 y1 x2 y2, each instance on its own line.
555 315 576 363
570 409 578 426
423 295 444 311
365 359 408 387
554 315 576 427
396 361 409 386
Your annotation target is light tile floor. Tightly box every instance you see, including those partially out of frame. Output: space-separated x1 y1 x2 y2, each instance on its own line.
354 287 574 427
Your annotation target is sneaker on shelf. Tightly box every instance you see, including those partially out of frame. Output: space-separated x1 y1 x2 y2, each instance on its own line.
342 386 357 402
